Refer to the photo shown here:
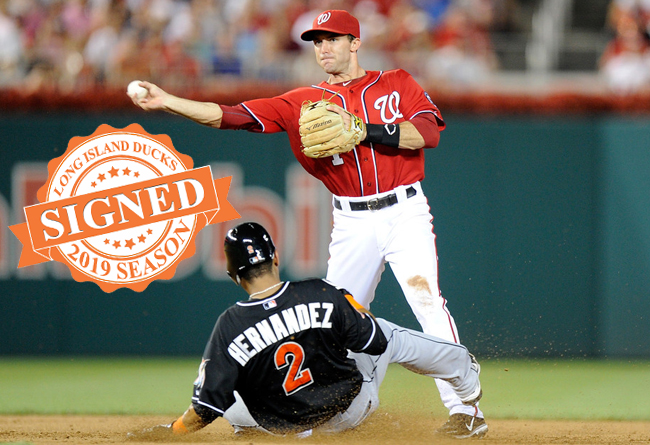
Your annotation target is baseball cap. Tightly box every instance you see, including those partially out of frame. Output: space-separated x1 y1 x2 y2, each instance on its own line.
300 10 360 41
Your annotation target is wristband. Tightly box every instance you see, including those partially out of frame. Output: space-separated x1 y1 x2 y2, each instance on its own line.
364 123 400 148
171 416 188 435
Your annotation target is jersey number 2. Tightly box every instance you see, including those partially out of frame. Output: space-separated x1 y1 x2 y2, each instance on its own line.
274 341 314 395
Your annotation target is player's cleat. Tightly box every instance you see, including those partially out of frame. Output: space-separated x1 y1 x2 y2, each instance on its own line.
460 353 482 406
436 413 488 439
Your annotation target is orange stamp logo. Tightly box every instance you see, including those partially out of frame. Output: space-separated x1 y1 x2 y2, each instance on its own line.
10 123 240 292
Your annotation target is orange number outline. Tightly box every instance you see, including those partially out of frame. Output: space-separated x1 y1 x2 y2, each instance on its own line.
274 341 314 395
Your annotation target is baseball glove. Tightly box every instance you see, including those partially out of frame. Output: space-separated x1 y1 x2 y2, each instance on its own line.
299 100 364 158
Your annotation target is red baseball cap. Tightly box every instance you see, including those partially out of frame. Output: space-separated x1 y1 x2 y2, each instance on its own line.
300 10 360 41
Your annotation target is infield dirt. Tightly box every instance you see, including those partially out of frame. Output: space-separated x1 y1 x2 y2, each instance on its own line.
1 413 648 445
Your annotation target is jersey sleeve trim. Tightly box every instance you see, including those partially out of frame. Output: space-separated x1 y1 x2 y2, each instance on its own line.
344 293 366 311
410 109 444 128
241 103 266 132
323 278 340 288
192 398 226 415
360 316 378 351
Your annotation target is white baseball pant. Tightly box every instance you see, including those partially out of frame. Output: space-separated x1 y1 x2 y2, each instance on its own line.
326 181 483 417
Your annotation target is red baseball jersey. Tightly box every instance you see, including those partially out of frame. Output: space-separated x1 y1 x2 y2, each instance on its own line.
236 69 445 197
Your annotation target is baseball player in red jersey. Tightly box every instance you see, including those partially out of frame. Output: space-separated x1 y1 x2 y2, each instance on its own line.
127 222 485 440
130 9 486 437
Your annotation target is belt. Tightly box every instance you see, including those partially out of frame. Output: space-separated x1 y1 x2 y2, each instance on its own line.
334 186 416 211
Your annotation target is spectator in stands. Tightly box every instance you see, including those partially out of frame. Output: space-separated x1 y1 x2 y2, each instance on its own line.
83 5 121 84
2 0 505 92
425 4 499 86
160 38 201 89
608 0 650 40
22 2 67 92
60 0 90 44
110 30 153 87
377 1 433 78
0 0 24 86
383 1 431 53
600 6 650 93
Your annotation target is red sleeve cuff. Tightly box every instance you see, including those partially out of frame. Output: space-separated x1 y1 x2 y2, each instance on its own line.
410 113 441 148
220 104 262 131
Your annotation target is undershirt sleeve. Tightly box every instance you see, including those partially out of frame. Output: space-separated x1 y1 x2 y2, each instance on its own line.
410 112 442 148
220 104 262 131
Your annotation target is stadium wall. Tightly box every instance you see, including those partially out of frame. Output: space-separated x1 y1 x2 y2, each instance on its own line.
1 103 648 358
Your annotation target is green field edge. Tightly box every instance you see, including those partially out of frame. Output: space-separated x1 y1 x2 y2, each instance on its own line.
1 357 648 421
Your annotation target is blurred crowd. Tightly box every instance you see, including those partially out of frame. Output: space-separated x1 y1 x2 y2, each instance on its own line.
0 0 523 93
599 0 650 94
0 0 648 96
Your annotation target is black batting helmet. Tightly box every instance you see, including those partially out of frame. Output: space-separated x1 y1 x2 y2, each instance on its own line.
224 222 276 280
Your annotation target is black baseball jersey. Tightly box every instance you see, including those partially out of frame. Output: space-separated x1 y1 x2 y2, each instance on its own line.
191 279 387 433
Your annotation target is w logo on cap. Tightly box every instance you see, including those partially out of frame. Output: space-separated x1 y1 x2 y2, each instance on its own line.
301 10 360 41
317 12 331 25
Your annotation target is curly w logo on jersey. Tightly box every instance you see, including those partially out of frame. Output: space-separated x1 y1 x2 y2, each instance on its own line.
374 92 404 124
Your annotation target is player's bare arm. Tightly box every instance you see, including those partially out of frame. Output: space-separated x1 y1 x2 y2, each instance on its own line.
128 81 224 128
126 405 208 440
173 405 210 434
390 121 426 150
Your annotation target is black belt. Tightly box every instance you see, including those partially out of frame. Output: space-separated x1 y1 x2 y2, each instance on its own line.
334 186 416 211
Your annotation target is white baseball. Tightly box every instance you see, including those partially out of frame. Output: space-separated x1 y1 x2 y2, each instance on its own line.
127 80 148 100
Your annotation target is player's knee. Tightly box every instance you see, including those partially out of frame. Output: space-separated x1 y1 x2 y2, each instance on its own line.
407 275 432 295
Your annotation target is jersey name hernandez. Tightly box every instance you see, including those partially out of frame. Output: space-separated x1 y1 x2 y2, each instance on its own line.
227 301 335 366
